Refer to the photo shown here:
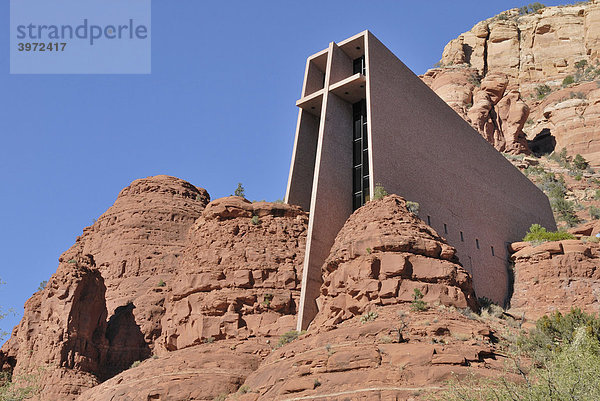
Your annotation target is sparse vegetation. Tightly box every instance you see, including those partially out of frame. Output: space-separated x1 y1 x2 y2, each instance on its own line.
67 259 76 264
277 330 305 348
0 369 43 401
37 280 47 292
518 2 546 14
237 385 250 394
204 336 215 344
372 183 388 200
436 309 600 401
406 201 420 215
234 183 245 198
262 293 273 307
157 279 166 287
313 379 321 388
251 215 260 225
523 223 575 242
213 394 227 401
551 198 581 227
535 84 552 100
590 206 600 220
562 74 575 87
525 162 583 227
411 288 427 311
478 297 505 319
573 153 589 170
130 360 141 369
366 247 372 254
360 311 378 323
467 73 481 87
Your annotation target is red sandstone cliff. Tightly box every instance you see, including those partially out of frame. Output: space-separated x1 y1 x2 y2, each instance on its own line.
422 1 600 164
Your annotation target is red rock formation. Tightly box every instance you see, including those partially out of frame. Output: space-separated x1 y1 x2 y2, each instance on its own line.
68 194 499 401
423 69 532 154
1 175 210 399
510 239 600 320
160 196 308 351
80 340 269 401
0 259 107 399
425 2 600 163
312 195 478 328
76 175 210 346
240 306 501 400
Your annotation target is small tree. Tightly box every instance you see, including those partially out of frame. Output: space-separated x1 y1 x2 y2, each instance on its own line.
535 84 552 100
573 154 588 170
562 75 575 87
372 183 388 200
37 281 47 292
234 183 245 198
411 288 427 311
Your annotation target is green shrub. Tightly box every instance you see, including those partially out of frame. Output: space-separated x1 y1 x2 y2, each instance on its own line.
251 215 260 225
204 336 215 344
562 75 575 87
406 201 420 215
575 173 583 181
360 311 378 323
262 293 273 307
277 330 305 348
234 183 245 198
535 84 552 100
411 288 427 311
130 360 141 369
372 183 388 200
157 279 166 287
435 309 600 401
37 281 47 292
551 198 581 227
522 224 575 242
529 2 546 12
575 59 588 70
573 153 589 170
590 206 600 220
237 385 250 394
0 369 42 401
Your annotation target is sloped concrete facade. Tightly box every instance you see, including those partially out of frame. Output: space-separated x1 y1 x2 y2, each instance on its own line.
286 31 557 330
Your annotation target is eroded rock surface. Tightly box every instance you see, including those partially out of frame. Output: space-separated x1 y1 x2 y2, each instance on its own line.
0 260 107 398
79 341 269 401
312 195 478 328
240 306 502 401
160 196 308 351
510 239 600 320
424 2 600 163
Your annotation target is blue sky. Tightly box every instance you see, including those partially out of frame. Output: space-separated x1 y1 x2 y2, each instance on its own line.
0 0 573 335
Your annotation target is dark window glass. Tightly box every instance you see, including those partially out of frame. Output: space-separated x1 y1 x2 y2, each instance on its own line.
353 166 361 188
354 141 362 165
352 99 369 211
354 120 361 140
353 193 362 210
353 56 366 75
